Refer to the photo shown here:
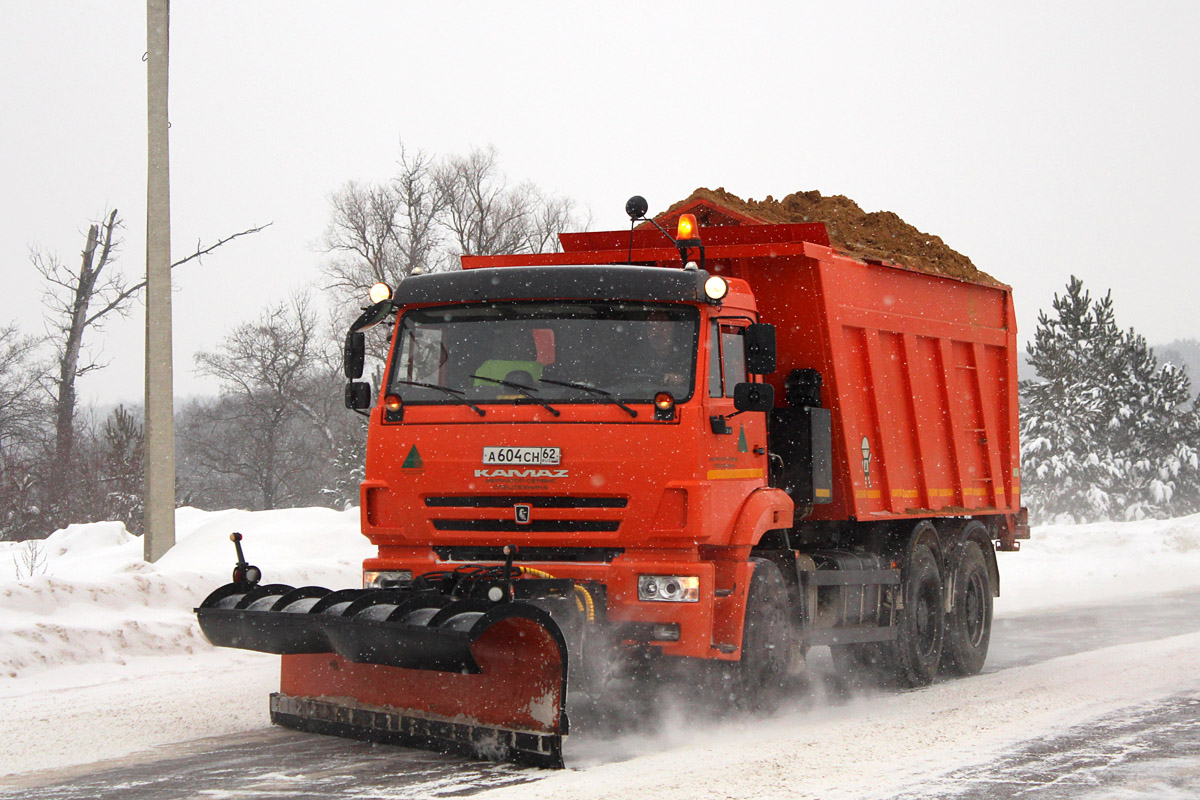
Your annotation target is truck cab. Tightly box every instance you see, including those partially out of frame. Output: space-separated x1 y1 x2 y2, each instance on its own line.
354 263 788 663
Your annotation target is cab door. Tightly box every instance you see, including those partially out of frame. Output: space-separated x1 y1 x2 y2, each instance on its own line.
704 319 770 539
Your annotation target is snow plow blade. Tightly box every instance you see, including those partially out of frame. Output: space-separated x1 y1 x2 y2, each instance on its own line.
196 582 570 767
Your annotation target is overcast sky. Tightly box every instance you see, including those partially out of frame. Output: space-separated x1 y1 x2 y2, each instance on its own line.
3 1 1198 407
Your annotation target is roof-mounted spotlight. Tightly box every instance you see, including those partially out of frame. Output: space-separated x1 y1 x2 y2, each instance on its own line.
369 282 393 304
704 275 729 302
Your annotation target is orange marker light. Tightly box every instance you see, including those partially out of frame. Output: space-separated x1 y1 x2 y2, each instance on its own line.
654 392 675 421
676 214 700 244
384 394 402 412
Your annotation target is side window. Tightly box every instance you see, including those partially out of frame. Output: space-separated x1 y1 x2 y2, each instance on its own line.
709 322 747 398
721 328 746 397
396 325 444 384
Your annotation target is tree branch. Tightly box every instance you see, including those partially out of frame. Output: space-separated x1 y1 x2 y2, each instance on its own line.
170 222 272 271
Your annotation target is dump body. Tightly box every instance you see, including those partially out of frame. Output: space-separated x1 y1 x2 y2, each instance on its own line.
719 242 1021 532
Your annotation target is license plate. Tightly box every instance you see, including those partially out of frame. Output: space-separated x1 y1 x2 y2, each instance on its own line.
482 447 561 465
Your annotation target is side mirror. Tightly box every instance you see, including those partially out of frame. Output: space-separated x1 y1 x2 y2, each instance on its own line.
344 331 365 379
733 381 775 413
349 300 394 334
344 381 372 410
745 324 777 375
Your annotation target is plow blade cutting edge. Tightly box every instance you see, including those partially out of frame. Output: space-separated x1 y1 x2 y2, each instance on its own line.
196 583 570 767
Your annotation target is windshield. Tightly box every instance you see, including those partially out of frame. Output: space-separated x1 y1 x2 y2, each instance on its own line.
388 301 699 406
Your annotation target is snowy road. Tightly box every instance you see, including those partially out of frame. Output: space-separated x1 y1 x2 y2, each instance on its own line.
5 589 1200 800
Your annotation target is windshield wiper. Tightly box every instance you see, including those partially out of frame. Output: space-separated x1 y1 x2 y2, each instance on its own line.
392 379 486 416
538 377 638 418
470 374 561 417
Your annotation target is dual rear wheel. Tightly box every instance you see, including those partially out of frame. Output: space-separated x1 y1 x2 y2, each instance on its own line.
833 526 993 688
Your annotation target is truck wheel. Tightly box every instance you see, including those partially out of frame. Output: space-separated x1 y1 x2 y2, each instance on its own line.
889 543 944 687
723 558 793 710
940 540 992 676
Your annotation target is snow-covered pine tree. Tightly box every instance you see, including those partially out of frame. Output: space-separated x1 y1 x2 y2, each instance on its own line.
1020 276 1200 521
1111 331 1200 518
1020 277 1121 520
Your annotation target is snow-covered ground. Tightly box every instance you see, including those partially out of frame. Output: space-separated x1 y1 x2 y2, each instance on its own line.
2 510 1200 795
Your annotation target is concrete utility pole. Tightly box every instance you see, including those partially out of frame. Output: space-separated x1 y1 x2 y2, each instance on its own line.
145 0 175 562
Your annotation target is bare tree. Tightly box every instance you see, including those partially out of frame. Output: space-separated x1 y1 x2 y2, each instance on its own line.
394 147 446 275
434 145 533 257
30 209 269 526
523 194 590 254
323 181 406 295
0 323 45 454
33 209 123 498
322 143 586 302
191 292 335 509
322 146 445 303
0 324 49 540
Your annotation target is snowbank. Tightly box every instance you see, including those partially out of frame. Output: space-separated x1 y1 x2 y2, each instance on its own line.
0 507 371 680
997 513 1200 614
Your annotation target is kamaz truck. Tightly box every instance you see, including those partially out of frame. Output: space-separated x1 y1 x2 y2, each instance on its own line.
198 195 1027 767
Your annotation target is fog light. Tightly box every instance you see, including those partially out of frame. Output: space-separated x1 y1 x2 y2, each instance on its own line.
638 575 700 602
363 570 413 589
651 623 681 641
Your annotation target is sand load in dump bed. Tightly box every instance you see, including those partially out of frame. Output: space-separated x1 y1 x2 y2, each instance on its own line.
655 187 998 286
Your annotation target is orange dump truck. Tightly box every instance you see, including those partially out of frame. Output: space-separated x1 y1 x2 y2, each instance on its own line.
198 196 1026 767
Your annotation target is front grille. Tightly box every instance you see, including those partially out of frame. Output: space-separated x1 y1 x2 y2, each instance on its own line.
431 519 620 533
425 495 627 509
434 546 624 563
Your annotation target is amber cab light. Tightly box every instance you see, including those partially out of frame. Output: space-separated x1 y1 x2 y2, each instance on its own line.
654 391 675 421
384 394 402 412
676 213 701 247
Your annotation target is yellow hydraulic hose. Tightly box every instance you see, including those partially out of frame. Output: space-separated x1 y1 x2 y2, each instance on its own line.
518 566 595 622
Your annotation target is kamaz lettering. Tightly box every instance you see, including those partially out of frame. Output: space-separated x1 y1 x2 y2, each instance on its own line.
474 468 569 478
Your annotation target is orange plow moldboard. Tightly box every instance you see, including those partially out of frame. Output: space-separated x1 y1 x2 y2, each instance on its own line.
274 615 567 767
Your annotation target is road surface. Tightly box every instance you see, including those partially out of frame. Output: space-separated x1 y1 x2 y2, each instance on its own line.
4 590 1200 800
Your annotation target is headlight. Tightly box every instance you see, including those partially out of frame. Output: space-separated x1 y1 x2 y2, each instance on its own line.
364 570 413 589
638 575 700 602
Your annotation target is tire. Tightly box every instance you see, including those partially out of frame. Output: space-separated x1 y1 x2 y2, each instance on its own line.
722 558 794 710
887 542 944 687
941 539 992 676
